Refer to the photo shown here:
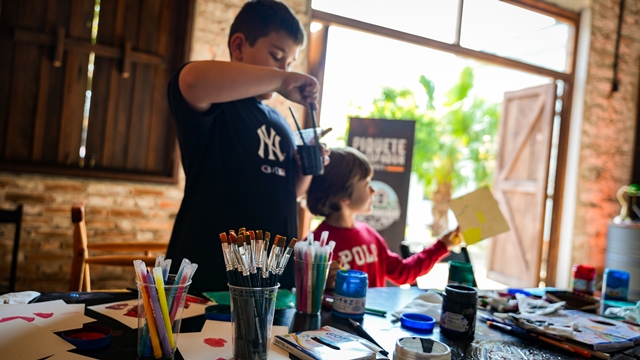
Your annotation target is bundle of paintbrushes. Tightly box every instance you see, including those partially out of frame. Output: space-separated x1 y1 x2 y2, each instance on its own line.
219 229 293 359
293 231 336 314
219 228 297 288
133 256 197 360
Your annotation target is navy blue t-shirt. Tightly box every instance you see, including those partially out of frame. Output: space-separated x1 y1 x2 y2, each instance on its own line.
166 65 298 294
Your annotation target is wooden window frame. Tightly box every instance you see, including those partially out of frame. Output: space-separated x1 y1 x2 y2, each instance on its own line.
306 0 580 286
0 0 195 184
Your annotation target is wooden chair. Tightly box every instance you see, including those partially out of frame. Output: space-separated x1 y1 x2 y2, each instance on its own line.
69 201 168 291
0 204 23 293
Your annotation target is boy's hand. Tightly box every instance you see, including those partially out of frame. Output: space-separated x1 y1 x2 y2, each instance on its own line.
279 72 319 108
438 226 461 250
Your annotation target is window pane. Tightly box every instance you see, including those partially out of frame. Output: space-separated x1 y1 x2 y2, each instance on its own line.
460 0 572 73
312 0 459 43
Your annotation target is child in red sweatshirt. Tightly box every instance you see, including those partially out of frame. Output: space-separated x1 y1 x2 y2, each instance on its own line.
307 147 460 287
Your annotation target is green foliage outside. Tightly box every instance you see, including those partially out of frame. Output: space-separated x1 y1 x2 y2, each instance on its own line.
349 66 501 236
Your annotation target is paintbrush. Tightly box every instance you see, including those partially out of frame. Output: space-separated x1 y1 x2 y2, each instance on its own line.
261 232 273 287
289 106 307 146
347 318 389 357
255 230 265 286
273 238 297 286
219 232 235 285
234 233 252 287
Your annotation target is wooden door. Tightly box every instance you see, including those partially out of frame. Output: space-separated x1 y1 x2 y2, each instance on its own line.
487 83 557 287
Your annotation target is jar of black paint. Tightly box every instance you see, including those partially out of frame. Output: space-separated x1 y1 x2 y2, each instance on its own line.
439 284 477 340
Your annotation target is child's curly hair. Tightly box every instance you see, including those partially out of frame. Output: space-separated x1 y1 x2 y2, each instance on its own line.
307 147 373 217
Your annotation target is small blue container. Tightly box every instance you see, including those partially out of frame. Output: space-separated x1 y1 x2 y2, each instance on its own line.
400 313 436 333
602 269 630 301
61 325 112 349
332 270 368 318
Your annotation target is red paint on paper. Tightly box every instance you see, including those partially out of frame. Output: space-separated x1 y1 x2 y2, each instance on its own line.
0 316 35 323
33 312 54 319
105 303 129 310
204 338 227 347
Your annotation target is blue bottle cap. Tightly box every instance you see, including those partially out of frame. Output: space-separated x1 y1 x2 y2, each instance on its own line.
400 313 436 333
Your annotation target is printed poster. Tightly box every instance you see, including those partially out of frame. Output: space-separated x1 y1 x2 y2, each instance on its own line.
348 118 415 256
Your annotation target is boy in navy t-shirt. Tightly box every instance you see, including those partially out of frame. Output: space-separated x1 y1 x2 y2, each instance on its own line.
167 0 322 294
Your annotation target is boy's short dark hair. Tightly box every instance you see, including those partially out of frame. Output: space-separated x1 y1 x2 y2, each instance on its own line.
228 0 306 50
307 147 373 217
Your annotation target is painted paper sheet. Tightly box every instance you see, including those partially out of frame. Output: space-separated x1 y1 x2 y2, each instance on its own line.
89 299 208 329
0 320 75 359
449 186 510 245
178 320 290 360
0 300 93 332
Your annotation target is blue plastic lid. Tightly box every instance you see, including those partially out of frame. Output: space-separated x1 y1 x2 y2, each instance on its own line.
400 313 435 333
61 324 112 349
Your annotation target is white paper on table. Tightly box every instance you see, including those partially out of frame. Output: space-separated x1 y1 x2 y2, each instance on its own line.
0 300 95 332
88 299 208 329
178 320 289 360
47 351 98 360
0 320 75 359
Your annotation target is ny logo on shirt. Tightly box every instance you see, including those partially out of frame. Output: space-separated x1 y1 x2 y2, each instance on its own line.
257 125 285 162
338 244 378 269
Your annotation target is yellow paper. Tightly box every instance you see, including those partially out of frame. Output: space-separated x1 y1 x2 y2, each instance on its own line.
449 186 509 245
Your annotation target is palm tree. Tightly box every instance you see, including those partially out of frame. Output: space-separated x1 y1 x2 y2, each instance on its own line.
355 66 500 236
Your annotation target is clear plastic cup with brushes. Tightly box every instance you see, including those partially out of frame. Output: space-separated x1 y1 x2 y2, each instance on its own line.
290 105 325 176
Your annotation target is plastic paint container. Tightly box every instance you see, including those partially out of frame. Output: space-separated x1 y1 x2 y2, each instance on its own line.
332 269 368 318
572 264 596 296
439 284 477 340
602 269 630 301
393 337 451 360
447 261 475 287
61 324 112 349
400 313 436 333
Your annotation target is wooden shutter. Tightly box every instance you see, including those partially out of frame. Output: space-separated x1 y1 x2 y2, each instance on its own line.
0 0 193 182
487 83 557 287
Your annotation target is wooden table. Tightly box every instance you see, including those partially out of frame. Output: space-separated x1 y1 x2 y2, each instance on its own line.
34 287 640 359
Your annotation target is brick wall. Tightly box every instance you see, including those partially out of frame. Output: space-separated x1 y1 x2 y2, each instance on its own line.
573 0 640 275
0 0 311 292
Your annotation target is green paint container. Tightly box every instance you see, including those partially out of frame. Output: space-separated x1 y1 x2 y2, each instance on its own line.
447 261 475 287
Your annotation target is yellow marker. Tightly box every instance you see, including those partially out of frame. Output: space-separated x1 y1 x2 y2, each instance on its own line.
136 268 162 358
153 267 176 349
476 211 486 223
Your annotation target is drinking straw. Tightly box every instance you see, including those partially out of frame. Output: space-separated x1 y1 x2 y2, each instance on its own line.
289 107 307 146
146 270 173 357
133 261 162 359
153 267 175 349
